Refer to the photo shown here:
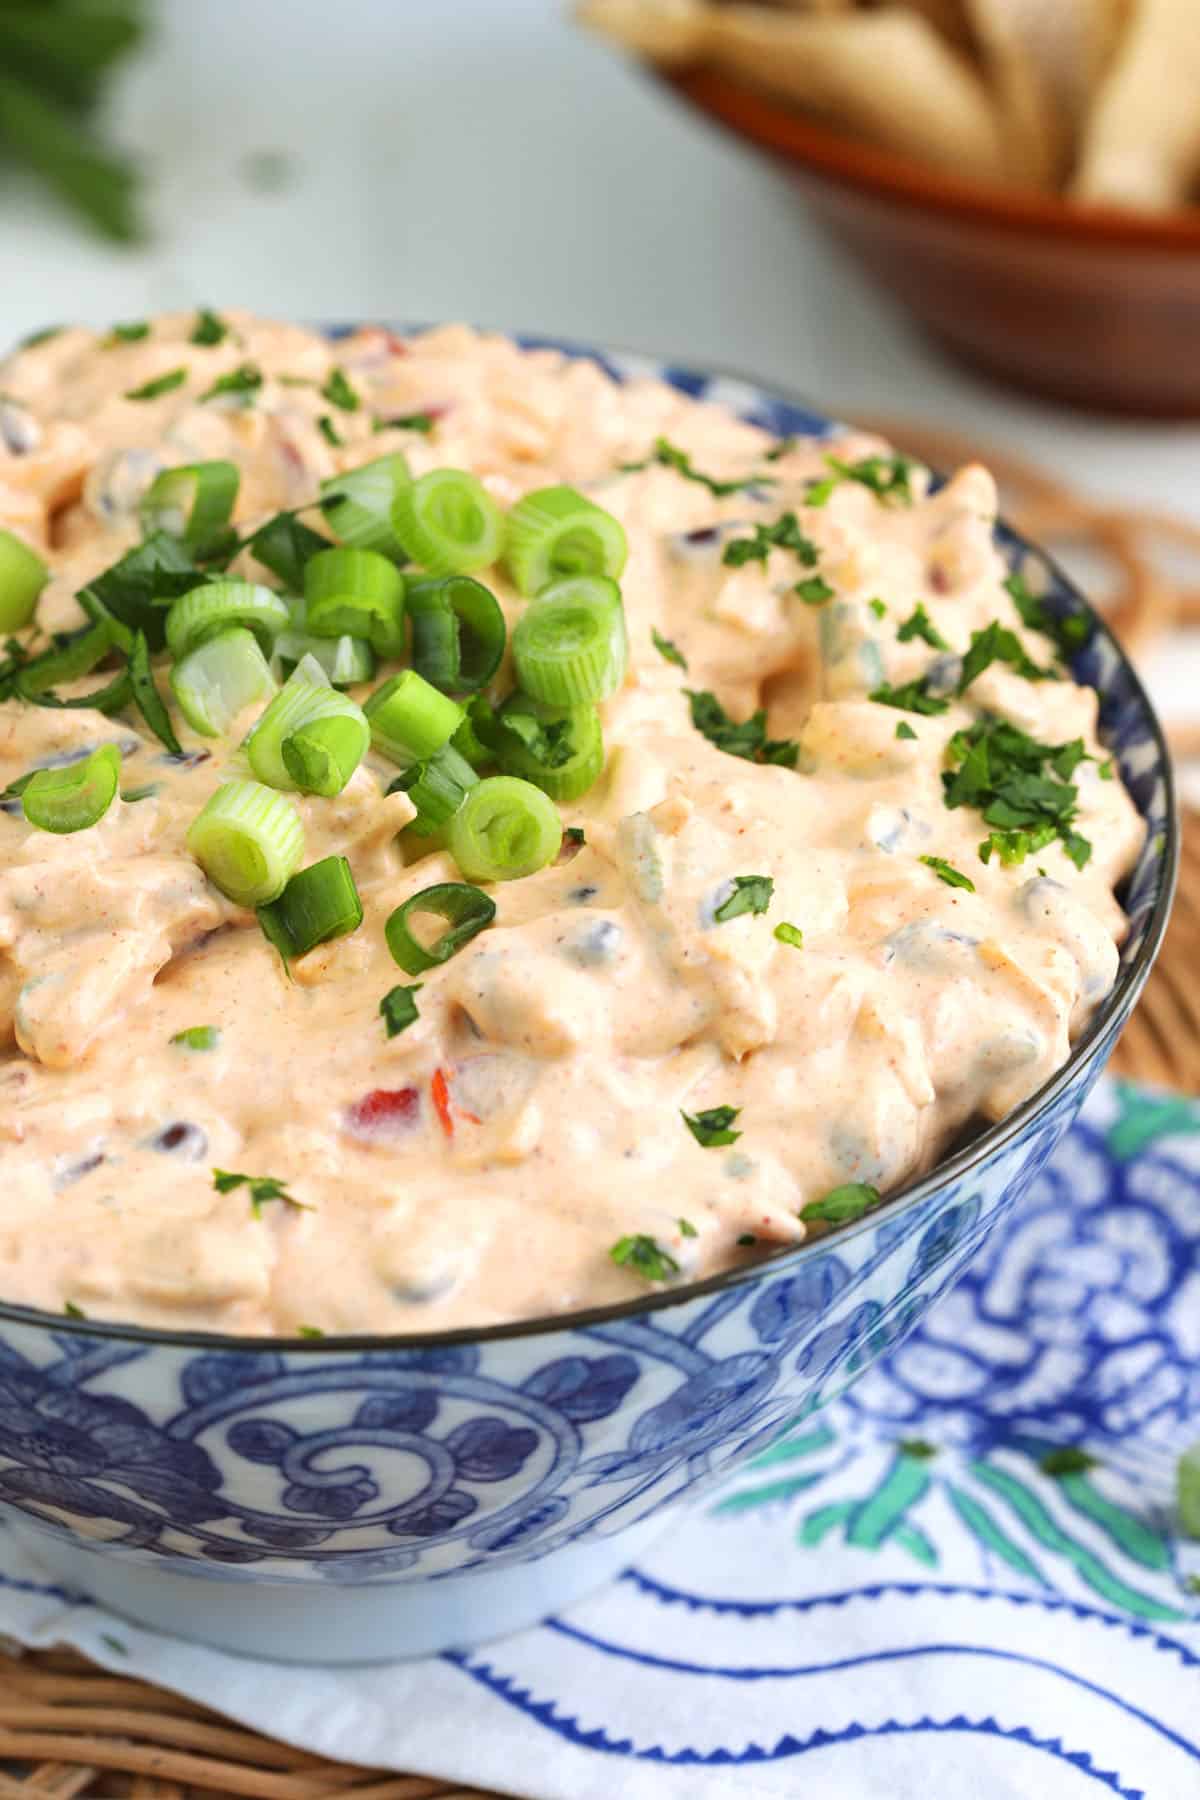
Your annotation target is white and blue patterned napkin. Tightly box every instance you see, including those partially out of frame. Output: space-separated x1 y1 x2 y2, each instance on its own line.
2 1079 1198 1800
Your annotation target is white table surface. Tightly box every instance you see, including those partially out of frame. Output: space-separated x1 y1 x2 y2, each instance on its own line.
2 0 1197 750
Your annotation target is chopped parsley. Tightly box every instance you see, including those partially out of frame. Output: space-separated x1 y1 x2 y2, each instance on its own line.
686 689 798 767
380 983 423 1038
621 436 773 498
897 603 949 650
20 326 63 348
317 414 343 447
765 434 797 462
1005 569 1089 659
895 720 918 741
213 1169 307 1217
375 410 436 434
869 677 950 716
899 1439 938 1460
868 598 887 620
322 367 361 412
920 855 976 892
773 921 804 949
121 783 160 803
78 531 200 650
190 308 230 346
124 368 186 402
99 1632 129 1655
721 511 818 570
795 574 835 606
942 716 1093 870
800 1182 881 1225
63 1301 87 1320
807 453 916 508
714 875 774 923
651 627 688 670
105 320 149 345
200 362 263 404
678 1217 699 1237
1040 1446 1098 1477
297 1324 324 1339
736 1233 758 1247
610 1234 680 1282
171 1026 220 1051
682 1104 742 1148
248 510 328 589
957 619 1054 694
564 825 586 847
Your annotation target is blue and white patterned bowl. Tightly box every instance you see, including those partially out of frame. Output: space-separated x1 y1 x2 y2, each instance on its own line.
0 335 1177 1662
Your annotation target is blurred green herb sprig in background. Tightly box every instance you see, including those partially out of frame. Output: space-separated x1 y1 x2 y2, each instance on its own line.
0 1 148 241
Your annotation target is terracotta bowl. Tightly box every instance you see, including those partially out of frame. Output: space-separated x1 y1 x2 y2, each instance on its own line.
663 67 1200 418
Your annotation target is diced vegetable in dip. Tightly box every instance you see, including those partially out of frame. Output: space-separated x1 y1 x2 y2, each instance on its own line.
0 312 1144 1335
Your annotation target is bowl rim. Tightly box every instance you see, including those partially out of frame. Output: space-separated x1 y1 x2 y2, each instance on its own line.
664 66 1200 251
7 329 1178 1356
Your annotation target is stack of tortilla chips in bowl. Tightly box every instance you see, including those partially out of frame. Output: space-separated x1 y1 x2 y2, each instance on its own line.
580 0 1200 414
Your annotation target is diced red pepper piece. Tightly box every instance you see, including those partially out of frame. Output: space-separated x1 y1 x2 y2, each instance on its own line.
431 1067 454 1138
343 1087 420 1141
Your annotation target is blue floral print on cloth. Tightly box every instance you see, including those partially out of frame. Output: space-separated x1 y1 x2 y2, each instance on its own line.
0 1078 1196 1800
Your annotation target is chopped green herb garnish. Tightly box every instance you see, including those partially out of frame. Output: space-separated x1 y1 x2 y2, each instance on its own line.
121 783 159 803
63 1301 87 1320
564 825 586 847
899 1438 938 1460
200 362 263 404
317 414 343 448
942 716 1093 870
298 1324 324 1339
1004 570 1089 659
376 410 435 434
380 983 423 1039
736 1233 758 1247
678 1217 698 1237
764 434 797 462
682 1105 742 1148
99 1632 129 1655
920 855 976 892
1099 758 1114 781
714 875 774 923
800 1182 881 1225
105 320 149 345
722 511 818 570
686 689 798 767
651 627 688 670
869 678 949 716
78 531 199 650
213 1168 307 1216
827 453 916 507
868 598 887 620
957 619 1054 694
1040 1446 1098 1477
190 308 229 346
20 326 63 349
321 367 360 412
794 574 835 606
610 1233 680 1282
895 721 918 741
125 368 186 402
171 1026 220 1051
897 603 949 650
621 436 773 498
773 921 804 949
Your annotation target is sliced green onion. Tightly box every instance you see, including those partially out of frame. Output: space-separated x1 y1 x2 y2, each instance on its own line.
248 512 330 589
512 574 627 706
244 654 368 794
303 546 405 644
390 743 478 834
22 744 120 834
139 460 239 556
447 776 562 882
170 628 277 737
392 468 503 576
22 666 133 715
502 485 628 597
406 574 505 693
187 779 304 906
490 698 604 803
450 711 491 768
129 630 182 755
0 529 48 631
385 881 496 975
257 855 362 958
364 669 463 767
320 452 410 557
16 621 113 699
171 1025 220 1050
273 629 375 688
166 580 291 659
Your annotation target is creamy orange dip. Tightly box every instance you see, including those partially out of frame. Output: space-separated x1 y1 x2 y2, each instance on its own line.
0 314 1143 1336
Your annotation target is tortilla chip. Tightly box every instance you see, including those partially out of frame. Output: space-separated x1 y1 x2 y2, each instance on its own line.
577 0 708 64
1073 0 1200 209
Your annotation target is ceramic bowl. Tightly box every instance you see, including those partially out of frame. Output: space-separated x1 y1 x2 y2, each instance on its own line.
0 337 1176 1663
662 68 1200 418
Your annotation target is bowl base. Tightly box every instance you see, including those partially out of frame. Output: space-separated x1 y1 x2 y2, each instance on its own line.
5 1510 674 1664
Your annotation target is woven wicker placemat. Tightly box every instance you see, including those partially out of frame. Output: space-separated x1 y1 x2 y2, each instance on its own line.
1 430 1197 1796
